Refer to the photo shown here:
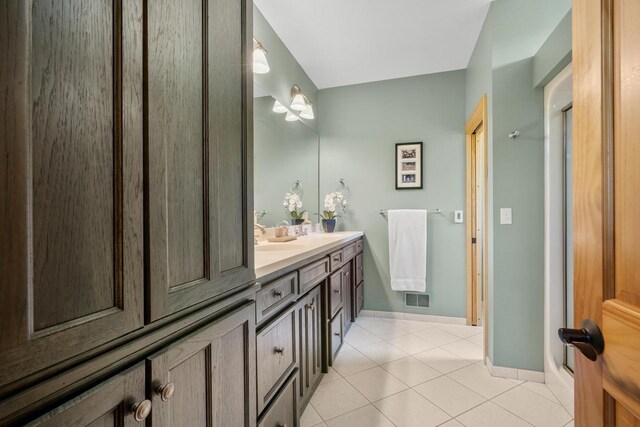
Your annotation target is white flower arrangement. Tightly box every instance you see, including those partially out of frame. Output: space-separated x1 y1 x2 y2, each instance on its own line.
283 192 305 220
319 191 348 220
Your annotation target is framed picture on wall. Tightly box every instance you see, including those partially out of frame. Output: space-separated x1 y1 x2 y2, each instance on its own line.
395 142 423 189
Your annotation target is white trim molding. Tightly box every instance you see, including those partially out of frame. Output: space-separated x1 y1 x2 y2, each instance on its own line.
486 357 545 383
360 310 467 325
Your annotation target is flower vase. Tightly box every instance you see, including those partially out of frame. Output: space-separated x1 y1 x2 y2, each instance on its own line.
322 218 336 233
292 219 304 226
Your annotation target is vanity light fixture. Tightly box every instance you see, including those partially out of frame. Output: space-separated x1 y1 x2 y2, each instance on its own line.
289 85 314 119
285 111 300 122
272 100 288 113
300 103 315 120
253 37 270 74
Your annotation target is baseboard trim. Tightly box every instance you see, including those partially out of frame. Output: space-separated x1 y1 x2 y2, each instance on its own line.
486 357 545 383
359 310 467 325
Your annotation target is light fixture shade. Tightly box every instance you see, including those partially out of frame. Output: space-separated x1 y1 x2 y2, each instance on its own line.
290 93 306 111
300 103 315 120
253 48 270 74
285 111 300 122
272 100 288 113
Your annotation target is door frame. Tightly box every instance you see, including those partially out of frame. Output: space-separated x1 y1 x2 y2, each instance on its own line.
465 95 488 344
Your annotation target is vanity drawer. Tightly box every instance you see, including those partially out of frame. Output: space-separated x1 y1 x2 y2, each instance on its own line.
356 282 364 316
257 307 297 414
329 249 343 272
355 253 363 285
356 239 364 254
256 272 298 324
329 310 344 365
342 243 356 261
258 371 298 427
329 270 343 318
299 258 330 294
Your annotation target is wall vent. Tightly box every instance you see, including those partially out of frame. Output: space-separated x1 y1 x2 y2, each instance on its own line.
404 292 430 309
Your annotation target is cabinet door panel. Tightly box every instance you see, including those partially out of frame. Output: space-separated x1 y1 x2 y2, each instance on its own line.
146 0 254 322
299 285 322 409
0 0 144 389
25 363 147 426
342 263 352 330
148 303 256 427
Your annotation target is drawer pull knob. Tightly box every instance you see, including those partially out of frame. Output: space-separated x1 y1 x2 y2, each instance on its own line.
274 347 285 355
334 289 340 293
130 400 152 422
272 289 283 298
334 332 341 337
157 382 175 402
306 302 315 311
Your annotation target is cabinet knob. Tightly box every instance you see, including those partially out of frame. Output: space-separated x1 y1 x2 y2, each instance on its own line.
130 400 152 422
157 382 176 402
334 289 340 293
334 332 341 337
306 301 315 311
277 424 288 427
272 289 283 298
274 347 285 355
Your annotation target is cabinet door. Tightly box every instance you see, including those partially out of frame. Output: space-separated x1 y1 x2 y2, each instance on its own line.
146 0 254 321
25 363 148 426
299 286 322 409
0 0 144 388
147 303 256 427
342 263 353 330
328 270 343 319
355 253 363 285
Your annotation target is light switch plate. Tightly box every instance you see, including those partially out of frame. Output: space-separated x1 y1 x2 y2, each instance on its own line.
454 210 464 223
500 208 512 225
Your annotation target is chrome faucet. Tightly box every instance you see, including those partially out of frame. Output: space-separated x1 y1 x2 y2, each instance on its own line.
254 223 266 245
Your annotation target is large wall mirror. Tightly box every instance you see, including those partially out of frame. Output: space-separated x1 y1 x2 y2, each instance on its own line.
254 81 319 227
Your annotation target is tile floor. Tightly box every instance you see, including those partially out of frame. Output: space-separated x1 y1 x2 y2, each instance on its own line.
301 316 573 427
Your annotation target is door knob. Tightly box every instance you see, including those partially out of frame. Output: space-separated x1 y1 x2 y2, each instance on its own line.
558 319 604 361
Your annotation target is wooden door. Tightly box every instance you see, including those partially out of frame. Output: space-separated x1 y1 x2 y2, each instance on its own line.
146 0 254 322
299 286 322 410
147 302 256 427
573 0 640 424
25 363 149 426
342 263 353 330
0 0 144 390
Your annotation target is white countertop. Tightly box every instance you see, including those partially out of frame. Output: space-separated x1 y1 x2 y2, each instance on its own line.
254 231 364 280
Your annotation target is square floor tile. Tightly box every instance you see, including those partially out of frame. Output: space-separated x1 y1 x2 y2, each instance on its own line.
383 318 439 332
331 348 377 377
447 363 517 398
442 339 484 362
366 323 411 340
354 316 389 331
521 381 560 404
413 328 461 346
414 347 473 374
465 333 484 346
492 386 572 426
564 421 574 427
439 420 465 427
320 368 342 385
381 357 442 387
386 334 437 355
358 341 409 365
413 376 486 417
345 366 409 402
301 404 324 427
438 324 483 338
344 324 383 348
373 389 451 427
456 401 531 427
325 405 394 427
309 378 369 420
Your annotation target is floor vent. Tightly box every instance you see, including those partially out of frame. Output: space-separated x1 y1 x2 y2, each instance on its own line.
404 292 430 309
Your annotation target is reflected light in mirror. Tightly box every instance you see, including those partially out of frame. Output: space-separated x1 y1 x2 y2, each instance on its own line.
300 103 314 120
253 48 270 74
285 111 300 121
290 93 306 111
273 100 288 113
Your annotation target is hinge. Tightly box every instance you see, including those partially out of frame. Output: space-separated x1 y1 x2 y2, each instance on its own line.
471 237 477 244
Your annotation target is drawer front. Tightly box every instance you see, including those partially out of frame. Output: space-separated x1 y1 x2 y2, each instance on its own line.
300 258 330 294
329 270 343 318
329 310 344 365
258 372 297 427
329 250 343 272
257 309 297 414
342 243 356 261
256 272 298 324
356 283 364 316
356 239 364 254
355 253 363 285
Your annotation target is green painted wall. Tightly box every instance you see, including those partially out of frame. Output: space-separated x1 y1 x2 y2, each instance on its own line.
318 71 467 318
533 11 572 88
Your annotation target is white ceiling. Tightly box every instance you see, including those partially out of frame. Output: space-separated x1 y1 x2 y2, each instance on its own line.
254 0 492 89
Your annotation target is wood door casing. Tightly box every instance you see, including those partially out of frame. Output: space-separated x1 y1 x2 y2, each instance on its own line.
24 363 147 426
147 303 256 427
146 0 254 322
573 0 640 424
0 0 144 390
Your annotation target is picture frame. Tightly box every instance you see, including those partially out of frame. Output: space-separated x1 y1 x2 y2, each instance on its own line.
395 142 423 189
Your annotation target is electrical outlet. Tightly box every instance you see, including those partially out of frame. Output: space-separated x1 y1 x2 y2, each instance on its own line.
500 208 512 225
454 210 464 223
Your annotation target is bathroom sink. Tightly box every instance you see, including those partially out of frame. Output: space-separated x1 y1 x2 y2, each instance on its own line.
255 244 307 252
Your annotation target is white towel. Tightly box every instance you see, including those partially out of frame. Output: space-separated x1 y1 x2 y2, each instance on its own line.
388 209 427 292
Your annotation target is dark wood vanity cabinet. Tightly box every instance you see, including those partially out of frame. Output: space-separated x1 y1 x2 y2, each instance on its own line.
298 285 323 410
342 263 353 331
